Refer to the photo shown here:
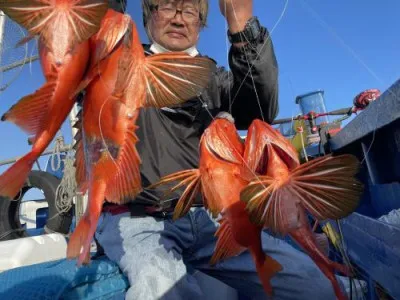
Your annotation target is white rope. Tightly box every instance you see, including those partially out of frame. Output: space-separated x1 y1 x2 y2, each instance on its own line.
54 154 77 215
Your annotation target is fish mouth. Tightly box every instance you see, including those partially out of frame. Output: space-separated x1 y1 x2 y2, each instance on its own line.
247 128 268 174
256 152 268 174
254 143 297 174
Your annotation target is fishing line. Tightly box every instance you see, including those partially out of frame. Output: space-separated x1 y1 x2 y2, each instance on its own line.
98 95 120 169
114 4 369 295
336 219 367 300
140 0 270 187
172 0 290 188
227 0 265 122
27 37 38 76
228 0 288 111
297 0 397 165
223 1 232 116
296 2 395 295
225 3 371 296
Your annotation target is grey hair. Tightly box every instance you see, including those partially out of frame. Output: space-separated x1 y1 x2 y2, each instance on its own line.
141 0 209 28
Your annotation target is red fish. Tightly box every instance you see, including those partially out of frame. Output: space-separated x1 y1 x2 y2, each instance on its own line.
149 113 283 297
72 8 132 97
240 119 364 300
66 14 216 266
0 0 108 199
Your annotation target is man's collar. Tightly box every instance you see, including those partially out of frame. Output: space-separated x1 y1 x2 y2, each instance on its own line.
149 42 199 57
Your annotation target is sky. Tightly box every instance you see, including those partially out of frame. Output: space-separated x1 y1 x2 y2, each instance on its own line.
0 0 399 174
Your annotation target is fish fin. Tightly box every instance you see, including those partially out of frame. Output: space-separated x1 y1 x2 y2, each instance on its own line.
244 119 300 173
148 169 201 220
67 212 92 266
209 217 246 266
240 176 293 235
0 0 108 50
72 58 108 98
252 252 282 296
1 71 57 136
199 172 229 218
0 151 37 199
105 130 143 204
314 232 330 257
289 154 363 220
289 228 350 300
71 11 130 98
90 10 130 66
74 140 89 194
141 53 216 108
241 154 363 235
72 110 88 194
67 180 105 266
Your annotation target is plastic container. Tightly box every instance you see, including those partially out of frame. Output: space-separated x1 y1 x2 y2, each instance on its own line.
0 233 67 273
296 90 329 119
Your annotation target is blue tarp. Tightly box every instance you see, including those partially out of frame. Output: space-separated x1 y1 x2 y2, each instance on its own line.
0 256 129 300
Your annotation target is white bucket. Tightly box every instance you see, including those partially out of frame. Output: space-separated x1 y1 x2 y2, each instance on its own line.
0 233 67 273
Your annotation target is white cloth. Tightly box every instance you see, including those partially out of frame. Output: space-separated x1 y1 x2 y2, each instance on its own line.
150 42 199 57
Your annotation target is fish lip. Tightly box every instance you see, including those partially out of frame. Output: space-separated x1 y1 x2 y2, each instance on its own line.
204 134 233 164
204 137 224 162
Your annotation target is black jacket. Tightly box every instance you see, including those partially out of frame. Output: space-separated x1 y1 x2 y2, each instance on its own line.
118 26 279 214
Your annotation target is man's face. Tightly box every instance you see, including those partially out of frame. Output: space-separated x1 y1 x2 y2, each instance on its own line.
148 0 202 51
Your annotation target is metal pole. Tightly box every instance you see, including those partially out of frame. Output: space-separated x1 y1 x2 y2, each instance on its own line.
69 103 86 225
0 55 39 73
0 145 72 167
0 11 6 67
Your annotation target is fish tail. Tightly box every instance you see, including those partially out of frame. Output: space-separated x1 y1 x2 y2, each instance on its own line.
290 228 349 300
241 154 363 232
0 0 108 48
148 169 201 220
66 212 92 266
67 180 106 266
0 151 38 199
248 245 282 297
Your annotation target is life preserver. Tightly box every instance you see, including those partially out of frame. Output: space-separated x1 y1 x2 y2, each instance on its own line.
0 170 73 241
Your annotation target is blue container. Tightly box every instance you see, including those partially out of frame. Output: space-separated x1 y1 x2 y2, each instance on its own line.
295 90 330 127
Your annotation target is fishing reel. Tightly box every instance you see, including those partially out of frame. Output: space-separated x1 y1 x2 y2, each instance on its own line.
352 88 381 111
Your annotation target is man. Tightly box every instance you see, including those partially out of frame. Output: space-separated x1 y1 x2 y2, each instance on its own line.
95 1 344 299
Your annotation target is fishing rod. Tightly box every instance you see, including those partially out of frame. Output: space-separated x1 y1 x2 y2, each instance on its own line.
272 89 381 134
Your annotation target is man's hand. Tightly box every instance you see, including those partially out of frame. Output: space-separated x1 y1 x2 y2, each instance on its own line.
219 0 253 35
